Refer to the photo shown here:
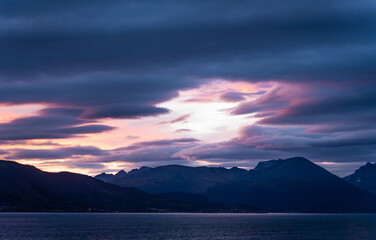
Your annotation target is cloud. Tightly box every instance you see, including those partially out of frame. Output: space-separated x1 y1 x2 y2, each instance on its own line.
137 138 199 146
231 84 303 115
174 129 192 133
0 107 114 141
126 135 140 140
220 92 247 102
230 81 376 145
0 140 61 146
157 114 190 125
118 138 200 151
219 91 265 102
260 85 376 126
5 137 200 167
2 1 375 83
71 162 106 170
0 75 188 119
174 124 376 163
0 150 9 155
80 138 202 164
0 0 375 120
107 146 192 163
6 146 108 160
180 99 214 103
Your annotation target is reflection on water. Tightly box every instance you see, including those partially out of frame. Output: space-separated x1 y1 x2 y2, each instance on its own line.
0 213 375 240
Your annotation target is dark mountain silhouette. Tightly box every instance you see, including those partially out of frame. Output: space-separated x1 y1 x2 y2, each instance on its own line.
94 172 116 182
2 158 375 213
128 166 152 176
95 170 127 182
0 160 252 212
206 157 376 213
101 165 247 194
344 162 376 195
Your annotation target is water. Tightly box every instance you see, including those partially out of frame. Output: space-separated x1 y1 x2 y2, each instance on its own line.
0 213 375 240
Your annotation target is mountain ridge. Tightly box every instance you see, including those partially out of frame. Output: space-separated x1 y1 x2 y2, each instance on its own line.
206 157 375 212
344 162 376 195
94 157 376 212
100 164 248 194
0 160 253 212
2 158 376 213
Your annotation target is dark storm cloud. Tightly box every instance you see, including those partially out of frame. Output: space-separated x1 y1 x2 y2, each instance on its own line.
0 75 185 119
0 0 375 123
1 0 375 82
0 108 114 141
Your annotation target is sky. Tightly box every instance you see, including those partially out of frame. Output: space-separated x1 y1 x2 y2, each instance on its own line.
0 0 375 177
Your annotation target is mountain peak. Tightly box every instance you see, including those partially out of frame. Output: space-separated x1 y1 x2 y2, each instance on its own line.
94 172 115 182
254 160 278 171
250 157 337 184
127 166 151 176
354 162 376 175
364 162 375 168
97 172 112 176
115 170 127 177
344 162 376 195
95 169 128 182
286 156 310 162
254 157 312 171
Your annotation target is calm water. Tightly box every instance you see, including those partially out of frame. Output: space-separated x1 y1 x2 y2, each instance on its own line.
0 213 375 240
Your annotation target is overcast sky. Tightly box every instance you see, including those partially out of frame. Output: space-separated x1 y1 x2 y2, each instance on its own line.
0 0 375 177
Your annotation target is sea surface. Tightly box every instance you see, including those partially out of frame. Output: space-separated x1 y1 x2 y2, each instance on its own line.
0 213 375 240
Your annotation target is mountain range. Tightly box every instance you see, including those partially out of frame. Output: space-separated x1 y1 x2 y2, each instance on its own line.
108 165 247 194
0 157 375 213
96 157 376 213
206 157 374 212
0 160 252 212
